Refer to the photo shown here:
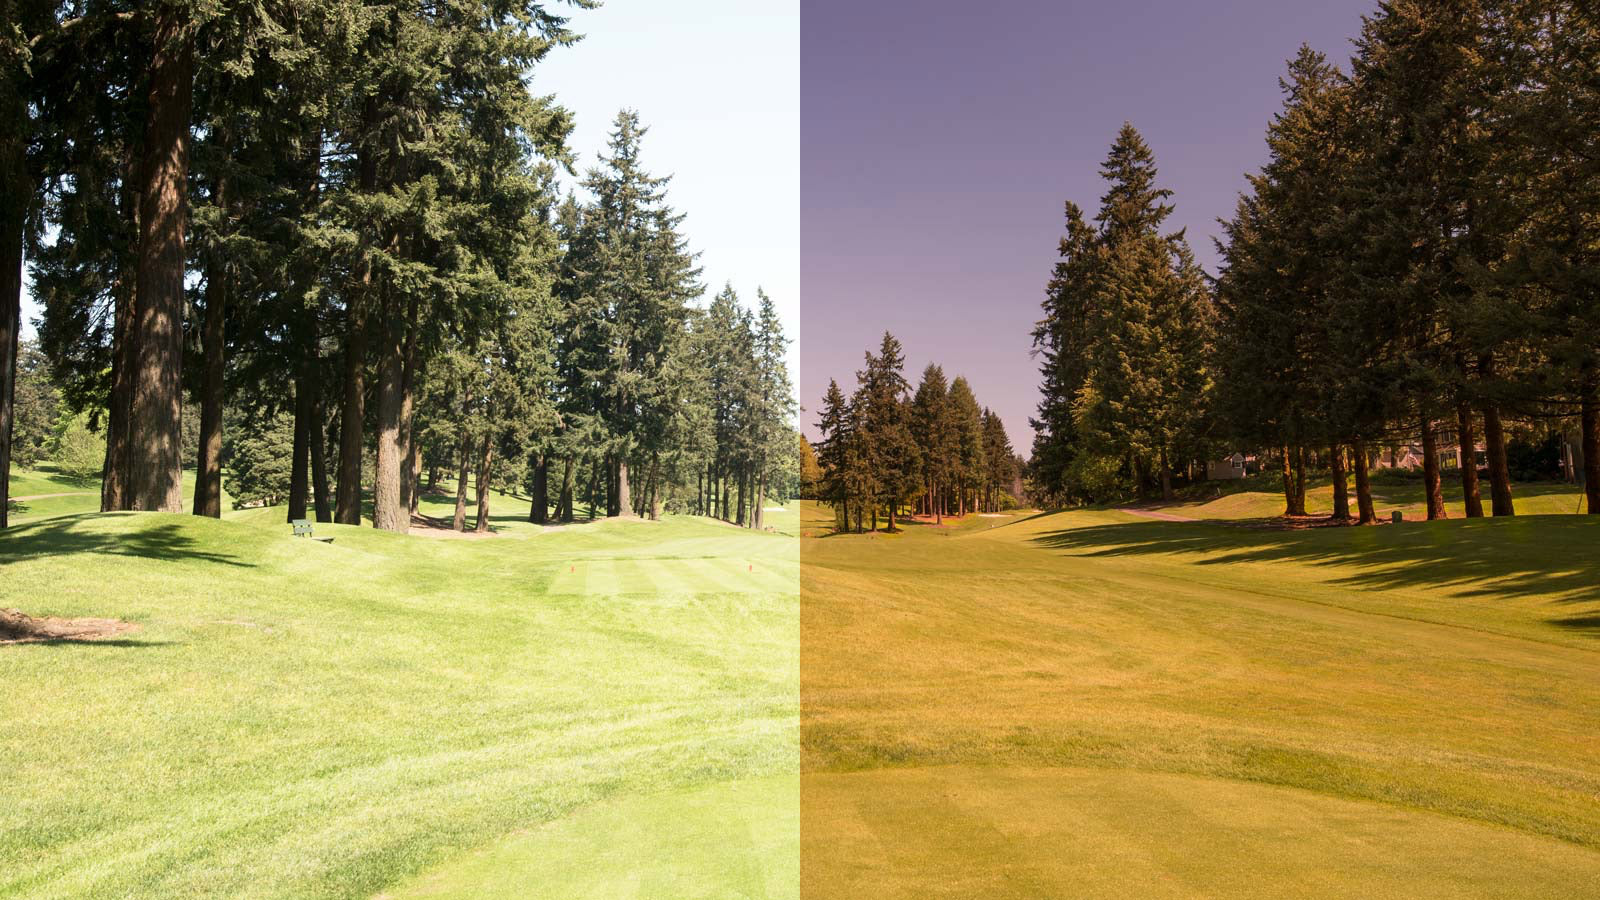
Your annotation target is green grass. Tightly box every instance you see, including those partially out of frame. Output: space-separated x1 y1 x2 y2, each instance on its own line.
0 505 797 898
801 502 1600 897
1159 471 1587 521
385 774 797 899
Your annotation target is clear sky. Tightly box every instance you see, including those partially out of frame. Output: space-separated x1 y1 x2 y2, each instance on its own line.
800 0 1376 444
542 0 800 397
21 0 802 404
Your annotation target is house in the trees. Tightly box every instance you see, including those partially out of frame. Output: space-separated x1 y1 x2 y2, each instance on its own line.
1205 452 1249 480
1372 432 1486 471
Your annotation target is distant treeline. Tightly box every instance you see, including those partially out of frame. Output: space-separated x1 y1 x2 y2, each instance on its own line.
1031 1 1600 520
813 333 1020 533
1 3 796 532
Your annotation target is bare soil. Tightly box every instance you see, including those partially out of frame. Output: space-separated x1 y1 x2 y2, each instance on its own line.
1 608 138 644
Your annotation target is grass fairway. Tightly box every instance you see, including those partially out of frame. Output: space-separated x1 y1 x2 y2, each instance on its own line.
0 505 797 898
800 502 1600 898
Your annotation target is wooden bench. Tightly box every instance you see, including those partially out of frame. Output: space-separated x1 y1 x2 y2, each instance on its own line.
291 519 334 543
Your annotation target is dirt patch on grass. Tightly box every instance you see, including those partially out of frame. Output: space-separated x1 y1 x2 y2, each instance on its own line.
1 608 138 644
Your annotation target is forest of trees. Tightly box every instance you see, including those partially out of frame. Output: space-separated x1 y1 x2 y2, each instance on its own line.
1031 0 1599 520
0 1 796 533
814 332 1019 533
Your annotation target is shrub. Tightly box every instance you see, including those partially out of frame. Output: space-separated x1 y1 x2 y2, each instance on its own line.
49 412 106 481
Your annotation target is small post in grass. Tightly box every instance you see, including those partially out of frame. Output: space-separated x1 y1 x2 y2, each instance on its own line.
1391 510 1403 524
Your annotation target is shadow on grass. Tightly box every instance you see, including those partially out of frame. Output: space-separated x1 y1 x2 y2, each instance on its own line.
1031 516 1600 604
0 516 253 568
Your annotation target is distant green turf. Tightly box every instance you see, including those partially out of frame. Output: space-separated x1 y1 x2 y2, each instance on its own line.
0 506 797 898
802 501 1600 897
1153 471 1586 521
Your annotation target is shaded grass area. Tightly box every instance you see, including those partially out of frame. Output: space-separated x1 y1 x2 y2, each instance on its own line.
1 510 797 899
800 501 1600 896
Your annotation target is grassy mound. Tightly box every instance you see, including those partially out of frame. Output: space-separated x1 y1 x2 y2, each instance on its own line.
801 502 1600 896
0 508 797 898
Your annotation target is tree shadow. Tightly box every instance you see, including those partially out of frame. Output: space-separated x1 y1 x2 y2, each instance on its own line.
0 515 254 568
1030 516 1600 604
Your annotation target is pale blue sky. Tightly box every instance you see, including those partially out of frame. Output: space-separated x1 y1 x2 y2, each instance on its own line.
542 0 800 393
23 0 802 398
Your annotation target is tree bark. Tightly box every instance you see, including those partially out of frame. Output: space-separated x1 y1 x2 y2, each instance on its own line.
530 453 548 524
1330 443 1350 521
371 289 411 532
102 262 136 511
335 100 378 526
193 252 225 517
1480 400 1514 517
1455 401 1483 518
474 432 493 533
1420 416 1447 520
289 378 311 521
1583 370 1599 515
1352 439 1376 525
615 456 633 517
1279 445 1296 516
1159 449 1174 502
310 392 332 522
1294 445 1307 516
452 433 471 531
559 456 574 522
0 182 19 529
398 316 419 518
127 7 193 513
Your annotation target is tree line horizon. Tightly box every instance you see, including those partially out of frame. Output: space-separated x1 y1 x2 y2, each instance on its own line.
813 1 1597 528
0 1 800 534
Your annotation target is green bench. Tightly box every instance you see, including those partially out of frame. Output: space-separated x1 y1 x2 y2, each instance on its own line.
291 519 334 543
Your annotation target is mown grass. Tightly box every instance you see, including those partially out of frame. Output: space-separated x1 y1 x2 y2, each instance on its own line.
0 499 798 898
1158 470 1586 521
801 502 1600 897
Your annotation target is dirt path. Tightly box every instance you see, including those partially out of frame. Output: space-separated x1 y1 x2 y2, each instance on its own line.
7 492 96 503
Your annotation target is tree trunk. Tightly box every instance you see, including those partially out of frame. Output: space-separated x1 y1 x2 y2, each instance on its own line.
399 330 419 520
1279 446 1296 516
192 179 226 518
310 392 332 522
288 378 311 521
530 454 548 524
1352 439 1376 525
1329 443 1350 520
1420 416 1446 520
406 429 422 518
1582 370 1599 515
1456 401 1484 518
615 456 633 517
0 183 19 529
1480 400 1514 517
559 456 575 522
335 101 378 526
1294 445 1308 515
371 291 411 532
474 432 493 533
102 228 136 511
127 7 193 513
452 434 471 531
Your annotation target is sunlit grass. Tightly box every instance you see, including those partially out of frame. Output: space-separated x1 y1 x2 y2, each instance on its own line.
801 500 1600 897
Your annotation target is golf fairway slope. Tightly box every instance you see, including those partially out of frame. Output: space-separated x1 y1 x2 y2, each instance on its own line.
0 507 798 899
800 503 1600 898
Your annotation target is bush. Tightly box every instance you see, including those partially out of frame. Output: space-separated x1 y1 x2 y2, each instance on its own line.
49 412 106 481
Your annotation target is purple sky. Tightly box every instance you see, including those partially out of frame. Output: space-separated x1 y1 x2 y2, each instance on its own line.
801 0 1377 445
